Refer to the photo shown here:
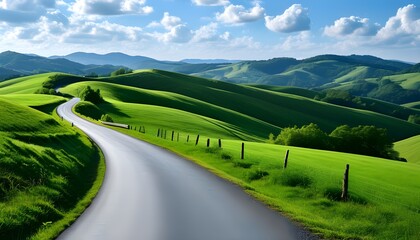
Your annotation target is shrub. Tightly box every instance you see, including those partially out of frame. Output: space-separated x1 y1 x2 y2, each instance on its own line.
79 86 104 104
221 152 232 160
233 161 253 169
100 114 113 122
247 169 269 181
74 101 103 120
278 169 312 188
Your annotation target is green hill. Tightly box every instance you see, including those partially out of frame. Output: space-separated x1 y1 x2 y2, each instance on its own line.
394 135 420 164
0 99 101 239
46 70 420 141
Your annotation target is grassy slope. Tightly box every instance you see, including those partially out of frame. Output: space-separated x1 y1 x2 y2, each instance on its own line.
0 98 103 239
403 101 420 109
385 73 420 91
61 81 280 140
3 71 420 140
394 135 420 164
0 73 55 94
86 118 420 240
58 70 420 141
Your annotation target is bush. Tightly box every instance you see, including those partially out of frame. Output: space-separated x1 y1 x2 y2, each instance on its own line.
74 101 103 120
247 169 269 181
233 161 253 169
111 68 133 77
408 114 420 124
279 170 312 188
100 114 113 122
271 123 399 160
79 86 104 104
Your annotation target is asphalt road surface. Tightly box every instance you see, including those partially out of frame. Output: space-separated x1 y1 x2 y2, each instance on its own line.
57 98 316 240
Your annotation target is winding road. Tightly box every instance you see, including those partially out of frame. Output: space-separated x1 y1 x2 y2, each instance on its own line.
57 98 315 240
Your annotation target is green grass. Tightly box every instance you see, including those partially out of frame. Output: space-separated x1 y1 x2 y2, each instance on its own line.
88 117 420 240
55 70 420 141
394 135 420 164
385 73 420 91
403 101 420 110
0 94 67 114
0 99 103 239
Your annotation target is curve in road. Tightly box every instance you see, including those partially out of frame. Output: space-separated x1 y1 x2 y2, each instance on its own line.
57 98 316 240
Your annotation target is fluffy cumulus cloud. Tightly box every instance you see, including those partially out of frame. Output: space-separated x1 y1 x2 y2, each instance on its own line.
376 4 420 45
70 0 153 15
192 0 228 6
149 12 192 43
192 22 219 42
324 16 380 37
265 4 310 33
0 0 56 23
63 20 142 43
216 3 264 24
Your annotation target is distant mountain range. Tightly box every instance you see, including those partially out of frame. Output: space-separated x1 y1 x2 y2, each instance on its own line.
1 50 419 103
0 51 125 80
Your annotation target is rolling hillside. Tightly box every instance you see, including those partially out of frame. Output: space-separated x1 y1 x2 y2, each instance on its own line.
0 98 101 239
194 54 412 86
40 70 419 141
395 135 420 164
0 51 123 81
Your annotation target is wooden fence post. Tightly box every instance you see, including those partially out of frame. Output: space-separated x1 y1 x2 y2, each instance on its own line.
164 130 167 139
207 139 210 147
218 139 222 148
187 135 190 142
241 142 244 159
157 129 160 137
171 131 174 141
341 164 350 201
177 133 179 142
195 135 200 146
284 150 289 169
71 122 73 127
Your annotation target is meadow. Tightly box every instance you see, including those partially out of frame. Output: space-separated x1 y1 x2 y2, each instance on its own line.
0 97 104 239
58 70 420 239
1 70 419 239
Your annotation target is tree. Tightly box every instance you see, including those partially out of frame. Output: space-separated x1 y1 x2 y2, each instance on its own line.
79 86 104 104
100 114 113 122
111 68 133 77
275 123 330 150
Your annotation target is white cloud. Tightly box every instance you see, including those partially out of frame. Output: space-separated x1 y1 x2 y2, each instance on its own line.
192 22 219 42
70 0 153 15
161 12 182 30
149 12 192 43
63 20 143 43
276 31 314 51
324 16 380 37
192 0 229 6
376 4 420 45
157 24 192 43
0 0 56 23
216 3 264 25
265 4 310 33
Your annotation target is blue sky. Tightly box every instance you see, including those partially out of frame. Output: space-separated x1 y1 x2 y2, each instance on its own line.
0 0 419 62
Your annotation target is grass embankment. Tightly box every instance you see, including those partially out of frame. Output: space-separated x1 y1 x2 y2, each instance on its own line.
395 135 420 164
78 115 420 240
0 99 105 239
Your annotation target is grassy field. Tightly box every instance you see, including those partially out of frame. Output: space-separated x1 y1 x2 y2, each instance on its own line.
0 98 104 239
385 73 420 91
403 101 420 109
82 117 420 240
56 70 420 141
394 135 420 164
2 70 420 239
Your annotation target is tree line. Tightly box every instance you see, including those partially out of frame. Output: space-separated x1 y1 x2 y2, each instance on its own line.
269 123 404 161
